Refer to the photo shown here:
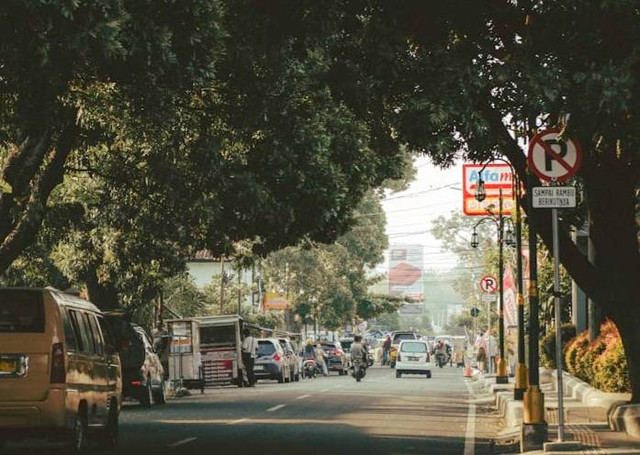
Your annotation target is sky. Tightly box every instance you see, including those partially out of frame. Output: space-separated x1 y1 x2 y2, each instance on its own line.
379 155 465 274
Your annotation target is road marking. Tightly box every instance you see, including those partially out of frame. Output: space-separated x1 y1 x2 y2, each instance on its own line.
296 395 311 400
168 437 197 448
267 404 285 412
228 418 249 425
320 388 329 392
464 383 476 455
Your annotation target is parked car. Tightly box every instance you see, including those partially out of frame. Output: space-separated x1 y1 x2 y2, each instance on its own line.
0 287 122 452
389 331 418 368
320 341 349 375
277 337 300 382
104 314 166 406
395 340 432 379
254 339 290 383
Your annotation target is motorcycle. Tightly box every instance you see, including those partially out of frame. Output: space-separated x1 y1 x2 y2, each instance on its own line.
366 351 374 368
435 352 447 368
351 357 366 382
303 357 319 379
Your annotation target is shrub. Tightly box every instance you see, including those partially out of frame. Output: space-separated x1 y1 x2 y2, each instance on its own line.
540 324 577 368
563 320 631 394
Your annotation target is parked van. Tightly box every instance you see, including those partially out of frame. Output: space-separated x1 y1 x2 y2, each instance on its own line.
0 288 122 452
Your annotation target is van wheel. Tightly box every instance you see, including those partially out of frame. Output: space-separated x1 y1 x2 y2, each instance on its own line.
153 380 167 405
396 371 402 378
140 379 153 407
278 371 284 383
69 408 88 454
100 405 119 450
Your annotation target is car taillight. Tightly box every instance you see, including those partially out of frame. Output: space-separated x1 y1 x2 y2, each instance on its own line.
50 343 66 383
273 353 281 361
131 380 142 386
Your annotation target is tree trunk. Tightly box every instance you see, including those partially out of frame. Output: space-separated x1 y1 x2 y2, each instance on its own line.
614 306 640 403
85 265 120 310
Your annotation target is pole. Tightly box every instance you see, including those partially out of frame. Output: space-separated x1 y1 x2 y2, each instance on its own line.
552 207 565 441
496 189 508 383
523 170 547 447
514 175 527 400
237 267 242 315
220 257 225 314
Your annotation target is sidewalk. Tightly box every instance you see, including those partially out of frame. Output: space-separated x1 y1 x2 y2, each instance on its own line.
475 372 640 454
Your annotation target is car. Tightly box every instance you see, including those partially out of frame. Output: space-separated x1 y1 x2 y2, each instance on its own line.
320 341 349 375
0 287 122 452
253 339 291 383
395 340 432 379
389 331 418 368
277 337 301 382
104 314 166 406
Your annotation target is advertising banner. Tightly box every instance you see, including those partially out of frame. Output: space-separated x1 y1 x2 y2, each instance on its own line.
503 266 518 328
262 292 292 311
462 163 515 216
388 245 424 300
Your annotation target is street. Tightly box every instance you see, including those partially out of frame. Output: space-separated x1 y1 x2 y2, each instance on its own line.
113 366 500 455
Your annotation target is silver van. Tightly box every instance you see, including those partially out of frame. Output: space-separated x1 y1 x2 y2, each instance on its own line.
0 287 122 452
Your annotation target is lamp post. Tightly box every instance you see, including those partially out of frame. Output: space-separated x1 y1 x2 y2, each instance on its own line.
474 159 525 388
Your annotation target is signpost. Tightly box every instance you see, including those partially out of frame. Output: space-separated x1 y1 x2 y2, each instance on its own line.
528 129 582 443
479 274 498 339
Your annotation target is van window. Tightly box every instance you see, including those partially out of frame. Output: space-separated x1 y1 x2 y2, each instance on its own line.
257 341 276 357
0 289 45 333
96 316 115 348
83 313 103 355
60 307 78 351
68 310 87 352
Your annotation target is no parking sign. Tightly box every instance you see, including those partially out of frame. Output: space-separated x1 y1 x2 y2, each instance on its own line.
527 128 582 181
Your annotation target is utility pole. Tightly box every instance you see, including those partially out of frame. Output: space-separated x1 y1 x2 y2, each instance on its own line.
514 173 527 400
496 189 508 384
219 256 225 314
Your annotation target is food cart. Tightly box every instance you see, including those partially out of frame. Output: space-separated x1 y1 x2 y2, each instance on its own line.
197 315 248 387
165 318 204 392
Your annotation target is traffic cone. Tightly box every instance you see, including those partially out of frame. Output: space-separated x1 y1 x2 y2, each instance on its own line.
464 359 472 378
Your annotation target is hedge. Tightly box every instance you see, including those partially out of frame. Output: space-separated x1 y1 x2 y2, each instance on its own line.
540 323 577 368
563 320 631 394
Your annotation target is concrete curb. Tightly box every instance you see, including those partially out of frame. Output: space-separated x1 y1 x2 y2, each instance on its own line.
549 370 639 440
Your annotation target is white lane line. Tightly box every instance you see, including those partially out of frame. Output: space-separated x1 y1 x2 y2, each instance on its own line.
168 437 197 448
464 384 476 455
267 404 285 412
228 418 249 425
320 388 329 392
296 394 311 400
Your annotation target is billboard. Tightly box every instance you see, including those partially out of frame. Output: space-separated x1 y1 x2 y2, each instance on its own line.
262 293 292 311
388 245 424 300
462 163 515 216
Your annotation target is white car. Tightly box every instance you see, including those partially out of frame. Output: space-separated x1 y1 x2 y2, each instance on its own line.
395 340 432 379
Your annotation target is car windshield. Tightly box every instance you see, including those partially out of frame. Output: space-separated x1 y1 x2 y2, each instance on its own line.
257 341 276 357
0 290 45 333
400 342 428 353
340 340 353 352
393 333 416 343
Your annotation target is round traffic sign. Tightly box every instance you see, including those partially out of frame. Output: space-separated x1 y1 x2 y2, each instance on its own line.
479 275 498 294
470 307 480 318
527 128 582 182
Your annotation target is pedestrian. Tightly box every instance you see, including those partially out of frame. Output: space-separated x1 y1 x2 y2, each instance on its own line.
382 335 392 365
315 343 329 376
475 332 488 373
486 331 497 374
241 328 258 386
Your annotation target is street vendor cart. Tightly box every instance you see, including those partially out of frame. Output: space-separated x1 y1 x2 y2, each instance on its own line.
165 318 204 392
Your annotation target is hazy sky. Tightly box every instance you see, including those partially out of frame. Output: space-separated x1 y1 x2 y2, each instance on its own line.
379 155 465 273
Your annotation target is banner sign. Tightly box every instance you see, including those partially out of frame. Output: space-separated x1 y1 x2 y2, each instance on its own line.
262 293 292 311
462 163 515 216
503 266 518 328
388 245 424 300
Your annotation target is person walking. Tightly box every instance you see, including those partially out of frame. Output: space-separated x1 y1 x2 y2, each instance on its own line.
475 332 488 373
315 343 329 376
241 328 258 386
486 331 498 374
382 335 392 365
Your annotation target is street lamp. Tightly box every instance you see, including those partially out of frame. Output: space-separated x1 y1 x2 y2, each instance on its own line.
474 158 525 391
468 190 508 384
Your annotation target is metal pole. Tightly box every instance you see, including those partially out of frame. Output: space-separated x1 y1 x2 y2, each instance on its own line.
515 175 527 400
496 189 508 383
220 257 225 314
524 170 545 426
552 207 565 441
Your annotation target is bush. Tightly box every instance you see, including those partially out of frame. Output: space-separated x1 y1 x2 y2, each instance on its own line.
540 323 577 368
563 320 631 394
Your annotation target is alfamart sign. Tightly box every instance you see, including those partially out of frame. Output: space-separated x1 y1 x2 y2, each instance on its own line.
462 163 515 216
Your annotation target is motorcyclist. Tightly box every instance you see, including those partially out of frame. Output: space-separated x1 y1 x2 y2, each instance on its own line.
350 335 367 380
304 339 316 359
434 340 447 367
315 343 329 376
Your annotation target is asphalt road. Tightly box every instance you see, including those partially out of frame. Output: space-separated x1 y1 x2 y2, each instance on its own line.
4 365 503 455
